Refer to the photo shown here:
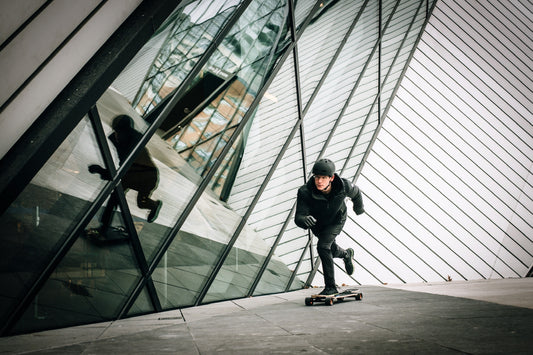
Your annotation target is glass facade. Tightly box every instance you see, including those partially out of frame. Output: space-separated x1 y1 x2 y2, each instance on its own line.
0 0 435 335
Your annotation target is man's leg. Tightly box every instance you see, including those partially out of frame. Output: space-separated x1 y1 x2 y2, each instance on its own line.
99 191 119 232
330 241 346 259
332 242 355 275
317 232 340 292
136 191 162 223
129 170 162 223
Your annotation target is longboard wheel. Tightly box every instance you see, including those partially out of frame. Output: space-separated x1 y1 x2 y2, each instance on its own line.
305 297 313 306
325 297 333 306
355 293 363 300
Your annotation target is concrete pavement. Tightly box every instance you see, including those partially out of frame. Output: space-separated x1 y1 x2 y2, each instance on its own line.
1 278 532 354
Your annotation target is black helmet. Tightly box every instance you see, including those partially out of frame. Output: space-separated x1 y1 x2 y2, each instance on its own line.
112 115 134 132
312 158 335 177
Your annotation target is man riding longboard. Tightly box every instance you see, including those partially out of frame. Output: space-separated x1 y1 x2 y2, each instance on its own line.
294 158 365 296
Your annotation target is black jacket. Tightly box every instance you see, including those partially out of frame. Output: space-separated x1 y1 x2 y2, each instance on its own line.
109 128 155 170
109 127 158 191
294 174 364 234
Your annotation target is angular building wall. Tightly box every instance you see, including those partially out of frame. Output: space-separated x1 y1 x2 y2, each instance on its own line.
341 0 533 285
2 0 530 338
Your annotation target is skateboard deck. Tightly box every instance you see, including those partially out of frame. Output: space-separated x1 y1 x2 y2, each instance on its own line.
84 226 129 245
305 288 363 306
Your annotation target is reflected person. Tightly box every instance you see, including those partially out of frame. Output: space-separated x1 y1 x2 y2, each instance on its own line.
89 115 162 232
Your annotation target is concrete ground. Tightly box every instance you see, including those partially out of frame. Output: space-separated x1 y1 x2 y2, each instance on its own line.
1 278 532 354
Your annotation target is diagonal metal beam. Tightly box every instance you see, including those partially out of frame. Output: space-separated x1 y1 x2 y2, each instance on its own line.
353 0 438 182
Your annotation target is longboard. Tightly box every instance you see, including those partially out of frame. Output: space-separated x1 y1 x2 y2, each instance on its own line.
84 226 129 245
305 288 363 306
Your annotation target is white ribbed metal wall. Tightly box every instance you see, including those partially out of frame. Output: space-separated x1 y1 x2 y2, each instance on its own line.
341 0 533 285
226 0 432 291
0 0 141 159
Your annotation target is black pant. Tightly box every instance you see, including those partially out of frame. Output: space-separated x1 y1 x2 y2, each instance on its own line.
100 181 158 230
316 231 346 288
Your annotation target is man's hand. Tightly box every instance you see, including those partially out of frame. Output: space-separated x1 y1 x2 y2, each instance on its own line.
303 215 317 228
88 164 111 180
88 164 104 174
353 205 365 215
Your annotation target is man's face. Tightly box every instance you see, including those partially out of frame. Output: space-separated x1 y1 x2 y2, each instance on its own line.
313 175 333 191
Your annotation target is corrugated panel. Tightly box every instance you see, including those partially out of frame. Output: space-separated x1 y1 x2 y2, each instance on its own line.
345 0 533 285
0 0 141 159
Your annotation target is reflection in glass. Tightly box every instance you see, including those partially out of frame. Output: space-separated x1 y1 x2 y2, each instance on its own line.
127 285 154 316
131 1 246 116
135 1 289 201
14 228 142 334
92 90 200 264
0 116 120 332
88 114 162 233
202 49 306 302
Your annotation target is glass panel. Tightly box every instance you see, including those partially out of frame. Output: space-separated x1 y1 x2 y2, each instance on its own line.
254 226 309 295
288 245 314 290
153 232 225 308
203 53 304 302
127 286 154 316
0 116 106 329
151 0 292 307
13 225 142 334
164 0 290 197
242 130 308 294
128 0 247 116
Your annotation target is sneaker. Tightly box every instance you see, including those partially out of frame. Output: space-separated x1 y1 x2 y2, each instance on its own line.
319 287 338 296
147 200 162 223
344 248 354 275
